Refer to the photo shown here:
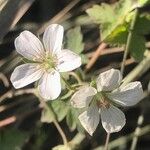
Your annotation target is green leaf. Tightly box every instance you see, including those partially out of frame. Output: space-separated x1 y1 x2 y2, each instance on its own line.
50 100 69 122
60 73 69 90
80 54 89 64
134 13 150 35
86 0 149 62
52 145 72 150
41 107 55 123
138 0 150 6
86 0 133 44
129 33 146 61
104 0 132 42
66 107 84 132
66 108 77 131
29 128 47 150
86 4 115 24
0 129 28 150
66 26 84 54
75 15 93 26
66 107 83 132
101 24 128 45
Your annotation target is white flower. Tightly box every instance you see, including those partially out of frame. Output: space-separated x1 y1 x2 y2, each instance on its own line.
10 24 81 100
71 69 143 135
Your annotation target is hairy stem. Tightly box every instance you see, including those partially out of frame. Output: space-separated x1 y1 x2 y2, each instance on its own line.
104 133 111 150
121 8 139 75
60 74 74 91
130 114 144 150
38 97 68 145
69 71 83 84
94 125 150 150
122 51 150 85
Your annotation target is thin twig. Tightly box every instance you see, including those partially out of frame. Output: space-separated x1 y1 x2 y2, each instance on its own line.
86 47 124 58
121 8 139 75
0 73 9 87
0 0 35 40
0 97 30 112
0 88 35 103
119 58 134 67
85 42 107 72
37 0 80 34
11 0 35 29
0 88 68 145
0 0 8 11
0 88 67 144
0 51 17 68
86 41 150 59
0 116 16 127
0 107 40 128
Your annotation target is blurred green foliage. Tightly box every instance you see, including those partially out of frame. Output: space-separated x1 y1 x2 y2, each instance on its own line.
0 129 28 150
86 0 150 61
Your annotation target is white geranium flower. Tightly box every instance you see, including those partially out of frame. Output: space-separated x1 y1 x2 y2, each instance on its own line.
10 24 81 100
71 68 143 135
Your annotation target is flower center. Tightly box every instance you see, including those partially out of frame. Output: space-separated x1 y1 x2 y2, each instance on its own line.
42 53 57 71
96 92 110 109
97 99 110 109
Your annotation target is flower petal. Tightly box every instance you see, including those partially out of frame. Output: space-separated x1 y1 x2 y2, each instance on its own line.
15 31 44 60
79 105 99 136
56 49 81 72
43 24 64 54
71 86 97 108
100 105 126 133
10 63 43 89
96 69 122 92
38 70 61 100
108 81 143 106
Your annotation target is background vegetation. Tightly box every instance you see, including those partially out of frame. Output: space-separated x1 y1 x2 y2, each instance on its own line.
0 0 150 150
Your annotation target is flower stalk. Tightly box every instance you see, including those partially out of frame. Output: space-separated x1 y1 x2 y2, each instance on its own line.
38 97 68 145
104 133 111 150
61 74 74 91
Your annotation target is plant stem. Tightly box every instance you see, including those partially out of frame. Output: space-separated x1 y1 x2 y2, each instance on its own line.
94 125 150 150
38 97 68 145
122 51 150 86
104 133 110 150
60 74 74 91
121 8 139 75
130 114 144 150
53 120 68 145
69 133 85 149
69 71 82 84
